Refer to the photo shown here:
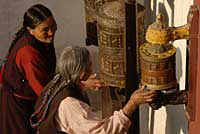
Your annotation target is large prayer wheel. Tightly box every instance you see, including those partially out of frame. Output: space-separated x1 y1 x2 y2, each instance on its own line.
97 1 125 88
140 43 177 90
140 14 177 90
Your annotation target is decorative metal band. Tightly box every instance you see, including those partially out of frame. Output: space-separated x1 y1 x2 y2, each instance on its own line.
141 69 175 77
140 58 175 71
140 43 176 62
97 1 124 28
141 70 176 85
97 24 123 34
141 80 177 90
99 47 124 60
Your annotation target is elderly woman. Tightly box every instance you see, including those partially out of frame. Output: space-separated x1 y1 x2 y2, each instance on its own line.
30 46 157 134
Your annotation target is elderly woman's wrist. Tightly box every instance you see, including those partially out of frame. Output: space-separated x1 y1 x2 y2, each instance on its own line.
122 100 138 118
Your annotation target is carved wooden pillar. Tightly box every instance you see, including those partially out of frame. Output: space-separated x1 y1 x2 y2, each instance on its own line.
188 1 200 133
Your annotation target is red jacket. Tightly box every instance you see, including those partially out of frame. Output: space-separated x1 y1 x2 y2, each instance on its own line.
2 33 56 97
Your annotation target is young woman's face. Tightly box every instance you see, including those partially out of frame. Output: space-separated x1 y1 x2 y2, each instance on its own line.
28 16 57 43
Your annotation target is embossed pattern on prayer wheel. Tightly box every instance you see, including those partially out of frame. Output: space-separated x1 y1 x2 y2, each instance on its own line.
140 43 177 90
97 1 125 88
84 0 116 23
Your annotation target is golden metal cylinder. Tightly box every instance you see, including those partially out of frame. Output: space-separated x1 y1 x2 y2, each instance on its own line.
97 1 125 88
140 43 177 90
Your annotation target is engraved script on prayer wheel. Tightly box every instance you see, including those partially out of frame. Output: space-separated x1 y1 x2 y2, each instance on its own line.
97 1 125 88
140 14 177 90
84 0 145 88
84 0 117 45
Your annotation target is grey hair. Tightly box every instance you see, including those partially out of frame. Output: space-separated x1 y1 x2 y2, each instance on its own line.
56 46 90 83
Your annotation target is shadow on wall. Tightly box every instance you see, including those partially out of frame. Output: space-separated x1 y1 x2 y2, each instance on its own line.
143 0 175 28
139 104 150 134
165 105 188 134
144 0 157 30
158 2 169 26
176 47 183 83
165 47 188 134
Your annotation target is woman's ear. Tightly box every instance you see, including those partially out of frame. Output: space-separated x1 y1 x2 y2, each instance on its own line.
27 27 34 36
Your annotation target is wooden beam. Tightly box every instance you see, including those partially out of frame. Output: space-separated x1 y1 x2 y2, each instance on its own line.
125 1 139 134
188 3 200 134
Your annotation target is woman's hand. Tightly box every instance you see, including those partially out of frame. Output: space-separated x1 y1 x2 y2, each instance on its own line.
129 86 157 106
122 86 157 118
80 74 107 90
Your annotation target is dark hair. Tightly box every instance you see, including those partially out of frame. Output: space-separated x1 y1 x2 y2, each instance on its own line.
30 74 70 128
8 4 53 52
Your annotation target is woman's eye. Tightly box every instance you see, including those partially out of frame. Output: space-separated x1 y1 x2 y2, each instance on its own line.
44 29 49 33
41 27 49 33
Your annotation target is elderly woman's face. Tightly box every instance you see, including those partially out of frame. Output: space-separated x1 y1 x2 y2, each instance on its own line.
28 16 57 43
82 57 93 81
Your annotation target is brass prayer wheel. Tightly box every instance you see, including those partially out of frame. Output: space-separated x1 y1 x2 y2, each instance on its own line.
84 0 145 88
140 43 177 90
97 1 125 88
140 14 177 90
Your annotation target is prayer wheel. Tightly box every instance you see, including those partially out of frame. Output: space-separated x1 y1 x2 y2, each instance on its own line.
140 14 177 90
84 0 145 88
140 43 177 90
97 1 125 88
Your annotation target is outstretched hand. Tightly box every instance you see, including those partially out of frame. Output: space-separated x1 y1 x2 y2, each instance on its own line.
129 85 157 106
122 86 157 118
80 74 107 91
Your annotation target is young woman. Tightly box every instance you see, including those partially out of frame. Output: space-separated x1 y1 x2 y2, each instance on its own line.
0 4 57 134
30 46 157 134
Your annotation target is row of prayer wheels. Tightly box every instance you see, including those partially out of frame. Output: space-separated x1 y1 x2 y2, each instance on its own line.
84 0 189 91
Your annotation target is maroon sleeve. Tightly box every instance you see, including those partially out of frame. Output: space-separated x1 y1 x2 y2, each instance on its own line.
16 45 51 96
